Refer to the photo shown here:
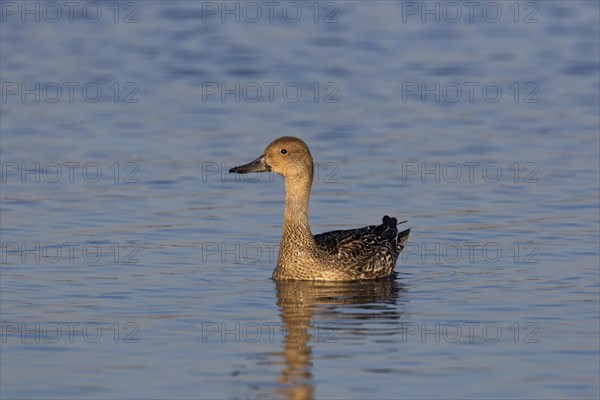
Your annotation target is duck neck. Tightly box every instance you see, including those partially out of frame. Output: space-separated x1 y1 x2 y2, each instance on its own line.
282 172 314 240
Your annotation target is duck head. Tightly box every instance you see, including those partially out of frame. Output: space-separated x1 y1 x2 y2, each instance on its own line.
229 136 314 181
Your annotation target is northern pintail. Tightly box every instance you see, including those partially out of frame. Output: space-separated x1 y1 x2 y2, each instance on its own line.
229 136 410 281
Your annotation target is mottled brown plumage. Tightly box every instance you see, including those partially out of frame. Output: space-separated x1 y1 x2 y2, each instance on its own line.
229 136 410 281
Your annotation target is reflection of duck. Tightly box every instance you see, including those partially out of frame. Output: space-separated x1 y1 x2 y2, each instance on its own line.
229 137 411 281
273 278 406 399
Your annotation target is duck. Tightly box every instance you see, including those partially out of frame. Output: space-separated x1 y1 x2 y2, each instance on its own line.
229 136 410 281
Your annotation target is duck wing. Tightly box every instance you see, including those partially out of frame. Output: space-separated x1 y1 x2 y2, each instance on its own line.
314 216 410 276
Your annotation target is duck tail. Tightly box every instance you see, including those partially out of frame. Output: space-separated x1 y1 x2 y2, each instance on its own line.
397 228 411 251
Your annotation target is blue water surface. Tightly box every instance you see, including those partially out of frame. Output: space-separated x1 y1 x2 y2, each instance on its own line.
1 1 599 399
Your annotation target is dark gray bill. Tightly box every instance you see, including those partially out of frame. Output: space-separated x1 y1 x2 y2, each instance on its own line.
229 155 271 174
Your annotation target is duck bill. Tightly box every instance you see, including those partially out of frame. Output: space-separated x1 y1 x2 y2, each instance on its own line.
229 155 271 174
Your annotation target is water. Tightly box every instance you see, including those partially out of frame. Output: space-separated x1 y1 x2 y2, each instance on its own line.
1 1 599 398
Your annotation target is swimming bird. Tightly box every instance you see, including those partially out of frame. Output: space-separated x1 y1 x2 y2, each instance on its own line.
229 136 410 281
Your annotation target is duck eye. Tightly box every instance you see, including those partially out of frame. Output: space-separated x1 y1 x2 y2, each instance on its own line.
280 149 287 154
